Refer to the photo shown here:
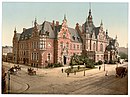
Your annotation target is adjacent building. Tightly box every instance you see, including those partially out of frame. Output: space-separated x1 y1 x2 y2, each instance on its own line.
12 8 119 67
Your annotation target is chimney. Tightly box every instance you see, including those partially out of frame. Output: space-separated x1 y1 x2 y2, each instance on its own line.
23 28 26 32
52 20 55 30
75 23 79 30
56 21 59 26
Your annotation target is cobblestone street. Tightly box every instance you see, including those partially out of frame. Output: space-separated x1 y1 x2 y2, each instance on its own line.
3 62 128 95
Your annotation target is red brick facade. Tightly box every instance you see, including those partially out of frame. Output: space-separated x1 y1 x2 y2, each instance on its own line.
12 9 119 67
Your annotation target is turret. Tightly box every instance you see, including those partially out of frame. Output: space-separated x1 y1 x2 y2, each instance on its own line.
14 27 17 34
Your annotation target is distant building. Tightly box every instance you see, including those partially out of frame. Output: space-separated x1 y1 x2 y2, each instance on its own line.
2 46 13 62
12 8 119 67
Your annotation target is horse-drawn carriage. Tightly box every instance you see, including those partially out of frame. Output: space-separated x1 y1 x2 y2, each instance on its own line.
28 68 36 75
14 65 21 71
9 67 17 75
116 66 127 78
9 65 21 75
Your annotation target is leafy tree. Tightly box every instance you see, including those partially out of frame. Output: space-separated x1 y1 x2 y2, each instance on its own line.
119 52 128 59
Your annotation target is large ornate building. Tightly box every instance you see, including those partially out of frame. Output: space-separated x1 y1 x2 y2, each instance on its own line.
13 8 119 67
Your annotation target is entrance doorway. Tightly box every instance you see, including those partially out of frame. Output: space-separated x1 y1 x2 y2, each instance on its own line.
23 58 26 64
64 56 66 65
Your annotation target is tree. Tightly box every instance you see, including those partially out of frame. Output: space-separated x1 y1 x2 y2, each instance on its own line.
119 52 128 59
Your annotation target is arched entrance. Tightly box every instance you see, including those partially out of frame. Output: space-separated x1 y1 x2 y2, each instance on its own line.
63 56 67 65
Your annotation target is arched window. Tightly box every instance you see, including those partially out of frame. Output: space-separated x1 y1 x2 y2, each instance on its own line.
100 43 103 52
93 43 96 51
63 32 66 38
66 42 69 48
60 42 63 48
47 53 51 61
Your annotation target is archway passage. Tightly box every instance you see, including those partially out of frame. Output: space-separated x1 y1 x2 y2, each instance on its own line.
23 58 26 64
64 56 66 65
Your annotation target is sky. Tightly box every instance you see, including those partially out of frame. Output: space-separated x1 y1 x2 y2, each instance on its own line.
2 2 128 48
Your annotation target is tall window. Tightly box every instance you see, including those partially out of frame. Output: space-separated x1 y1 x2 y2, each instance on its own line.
73 44 75 49
77 45 79 50
63 32 66 38
60 42 63 48
93 43 96 51
100 44 103 52
47 53 51 61
70 44 72 49
66 42 69 48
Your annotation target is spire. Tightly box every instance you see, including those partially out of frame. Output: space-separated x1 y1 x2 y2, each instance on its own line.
100 20 103 26
89 2 91 15
63 14 67 22
87 3 93 25
14 27 16 34
34 18 37 27
115 35 117 40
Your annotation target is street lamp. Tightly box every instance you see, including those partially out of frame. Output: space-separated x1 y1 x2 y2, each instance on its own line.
8 70 10 94
84 63 85 76
104 61 105 71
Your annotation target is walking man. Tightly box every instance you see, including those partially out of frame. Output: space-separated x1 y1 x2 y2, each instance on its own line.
61 68 63 73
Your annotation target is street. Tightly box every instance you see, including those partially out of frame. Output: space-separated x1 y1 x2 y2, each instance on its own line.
3 62 128 94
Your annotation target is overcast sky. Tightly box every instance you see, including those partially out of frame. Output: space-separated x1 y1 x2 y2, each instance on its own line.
2 2 128 47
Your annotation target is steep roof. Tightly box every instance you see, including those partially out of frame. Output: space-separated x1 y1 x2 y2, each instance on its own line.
68 27 82 43
18 21 82 43
16 33 21 41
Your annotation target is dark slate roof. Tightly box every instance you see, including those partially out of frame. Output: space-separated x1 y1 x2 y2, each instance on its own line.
19 21 82 43
19 28 33 41
16 33 21 41
94 27 100 39
78 25 82 32
106 39 117 51
68 27 82 43
41 21 55 38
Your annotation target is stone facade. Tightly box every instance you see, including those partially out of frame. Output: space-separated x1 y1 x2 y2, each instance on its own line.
12 9 119 67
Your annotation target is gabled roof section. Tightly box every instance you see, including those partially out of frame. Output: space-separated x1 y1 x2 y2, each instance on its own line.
68 27 82 43
16 33 21 41
19 28 33 41
94 27 100 39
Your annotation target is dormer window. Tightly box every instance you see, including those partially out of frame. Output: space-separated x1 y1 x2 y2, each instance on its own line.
77 37 80 41
73 36 75 40
63 32 66 38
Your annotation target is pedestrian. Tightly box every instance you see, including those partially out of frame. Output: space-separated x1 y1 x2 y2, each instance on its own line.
99 66 101 70
61 68 63 73
74 70 76 75
67 72 69 77
105 71 108 76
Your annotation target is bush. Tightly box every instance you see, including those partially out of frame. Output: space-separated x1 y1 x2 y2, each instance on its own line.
98 60 103 65
47 63 63 68
109 60 116 64
94 60 103 65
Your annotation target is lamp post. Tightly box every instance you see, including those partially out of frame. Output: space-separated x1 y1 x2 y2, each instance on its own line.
8 70 10 94
104 62 105 71
84 63 85 76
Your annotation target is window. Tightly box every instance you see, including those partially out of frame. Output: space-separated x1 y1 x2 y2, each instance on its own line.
93 43 96 51
63 32 66 38
73 44 75 49
100 44 103 52
97 55 99 61
37 53 38 60
60 42 63 48
77 45 79 50
70 44 72 49
47 53 51 61
66 42 69 48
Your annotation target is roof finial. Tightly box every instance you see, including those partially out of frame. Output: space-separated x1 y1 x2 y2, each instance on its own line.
64 14 67 21
101 20 103 26
89 2 91 10
14 27 16 34
115 35 117 40
34 17 37 27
